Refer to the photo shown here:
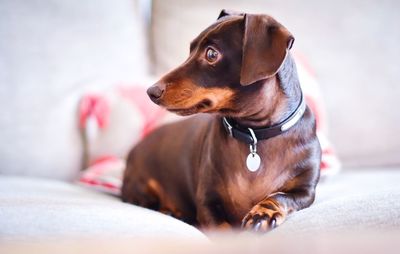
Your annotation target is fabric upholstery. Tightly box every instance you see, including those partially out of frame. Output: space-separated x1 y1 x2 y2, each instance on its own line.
1 169 399 240
273 168 400 235
0 0 149 180
0 176 206 241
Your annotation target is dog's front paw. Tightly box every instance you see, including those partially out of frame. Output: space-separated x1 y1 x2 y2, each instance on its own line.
241 199 286 232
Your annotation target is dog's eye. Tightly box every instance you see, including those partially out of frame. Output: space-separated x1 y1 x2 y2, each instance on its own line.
205 47 219 63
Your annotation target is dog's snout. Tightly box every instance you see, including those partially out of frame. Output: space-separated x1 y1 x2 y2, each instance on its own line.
147 84 165 103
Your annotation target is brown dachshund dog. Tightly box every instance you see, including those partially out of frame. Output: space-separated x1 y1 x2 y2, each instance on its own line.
122 10 321 232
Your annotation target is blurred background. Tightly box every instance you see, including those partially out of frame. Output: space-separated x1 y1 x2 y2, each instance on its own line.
149 0 400 168
1 0 399 180
1 0 400 249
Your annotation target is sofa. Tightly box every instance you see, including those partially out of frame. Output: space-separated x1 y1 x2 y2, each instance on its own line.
1 0 399 251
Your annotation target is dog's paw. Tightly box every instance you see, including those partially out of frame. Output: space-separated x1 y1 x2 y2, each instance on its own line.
241 199 286 232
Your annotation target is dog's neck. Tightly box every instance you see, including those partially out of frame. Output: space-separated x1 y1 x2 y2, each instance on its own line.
232 54 302 128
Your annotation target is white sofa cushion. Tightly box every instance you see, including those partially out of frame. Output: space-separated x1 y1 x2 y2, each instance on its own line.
273 168 400 235
0 176 205 241
0 0 149 180
1 169 399 240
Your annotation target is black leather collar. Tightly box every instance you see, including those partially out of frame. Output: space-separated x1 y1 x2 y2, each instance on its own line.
222 94 306 145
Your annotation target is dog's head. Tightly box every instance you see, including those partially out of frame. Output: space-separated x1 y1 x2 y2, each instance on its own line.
147 10 294 116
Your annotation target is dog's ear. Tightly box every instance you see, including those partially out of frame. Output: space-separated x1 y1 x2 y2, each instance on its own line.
217 9 244 20
240 14 294 86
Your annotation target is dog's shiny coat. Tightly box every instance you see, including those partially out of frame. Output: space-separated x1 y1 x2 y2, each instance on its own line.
122 10 321 232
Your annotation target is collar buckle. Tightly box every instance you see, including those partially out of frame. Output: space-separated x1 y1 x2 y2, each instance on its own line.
247 127 258 153
222 117 233 137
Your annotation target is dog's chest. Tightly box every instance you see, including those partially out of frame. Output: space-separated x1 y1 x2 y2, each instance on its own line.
223 166 278 216
209 124 291 219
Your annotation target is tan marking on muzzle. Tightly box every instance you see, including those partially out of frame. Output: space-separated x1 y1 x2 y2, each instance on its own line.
162 79 235 112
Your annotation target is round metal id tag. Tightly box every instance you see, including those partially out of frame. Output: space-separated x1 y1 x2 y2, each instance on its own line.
246 152 261 172
246 127 261 172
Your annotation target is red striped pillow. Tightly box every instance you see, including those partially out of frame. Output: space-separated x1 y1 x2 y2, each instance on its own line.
77 56 340 195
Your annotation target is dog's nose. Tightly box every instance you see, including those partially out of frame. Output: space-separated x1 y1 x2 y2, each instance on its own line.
147 84 165 103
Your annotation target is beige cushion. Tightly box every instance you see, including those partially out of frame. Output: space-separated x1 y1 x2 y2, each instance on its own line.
0 0 149 180
0 176 206 240
150 0 400 167
1 168 400 240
